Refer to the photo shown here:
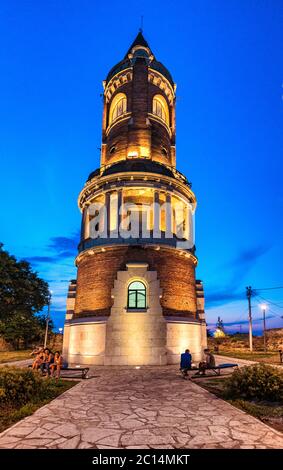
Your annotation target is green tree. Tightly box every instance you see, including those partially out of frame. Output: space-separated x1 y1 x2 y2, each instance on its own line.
1 312 54 350
0 243 50 349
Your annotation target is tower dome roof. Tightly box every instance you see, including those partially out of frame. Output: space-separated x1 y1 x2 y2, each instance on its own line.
87 159 191 187
105 32 174 86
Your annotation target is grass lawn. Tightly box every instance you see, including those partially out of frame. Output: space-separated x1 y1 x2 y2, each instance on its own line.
0 378 78 433
0 350 33 364
197 376 283 433
216 350 282 365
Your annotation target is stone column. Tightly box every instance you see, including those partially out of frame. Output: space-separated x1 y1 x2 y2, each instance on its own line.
84 206 90 239
80 207 87 241
165 193 173 238
186 204 194 249
182 204 188 241
117 189 123 238
105 192 111 238
153 190 160 238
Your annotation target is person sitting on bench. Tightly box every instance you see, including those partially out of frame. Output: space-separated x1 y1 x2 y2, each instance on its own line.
30 346 44 357
50 351 63 379
180 349 192 377
32 348 44 370
40 348 54 377
198 348 216 375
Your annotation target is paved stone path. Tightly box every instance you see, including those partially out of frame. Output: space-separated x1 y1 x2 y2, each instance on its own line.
0 359 32 368
0 366 283 449
215 354 283 370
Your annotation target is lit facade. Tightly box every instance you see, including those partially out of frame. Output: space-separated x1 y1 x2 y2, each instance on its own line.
62 32 207 366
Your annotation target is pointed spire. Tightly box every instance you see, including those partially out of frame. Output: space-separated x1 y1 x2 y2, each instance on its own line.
125 31 151 57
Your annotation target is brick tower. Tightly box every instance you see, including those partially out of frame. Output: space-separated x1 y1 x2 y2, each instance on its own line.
62 32 207 366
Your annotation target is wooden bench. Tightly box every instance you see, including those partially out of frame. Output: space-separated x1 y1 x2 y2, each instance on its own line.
28 365 90 379
60 366 90 379
191 363 238 377
181 363 238 379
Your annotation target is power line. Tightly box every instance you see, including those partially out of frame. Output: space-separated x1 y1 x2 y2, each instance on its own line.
268 309 283 319
253 296 283 320
255 294 283 309
254 286 283 291
254 295 283 313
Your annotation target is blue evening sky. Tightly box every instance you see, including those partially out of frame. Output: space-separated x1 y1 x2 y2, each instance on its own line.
0 1 282 334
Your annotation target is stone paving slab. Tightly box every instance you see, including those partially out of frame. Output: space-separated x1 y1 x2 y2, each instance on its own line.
0 366 282 449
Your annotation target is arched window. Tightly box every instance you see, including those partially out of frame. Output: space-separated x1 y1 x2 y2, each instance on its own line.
109 93 127 125
152 94 169 126
127 281 146 309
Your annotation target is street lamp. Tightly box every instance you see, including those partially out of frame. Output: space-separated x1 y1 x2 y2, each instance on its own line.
260 304 268 352
44 290 52 348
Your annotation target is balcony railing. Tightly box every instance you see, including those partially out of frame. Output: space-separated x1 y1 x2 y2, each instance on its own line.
78 232 196 254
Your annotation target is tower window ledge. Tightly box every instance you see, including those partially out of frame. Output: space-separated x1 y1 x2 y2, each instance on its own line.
148 113 172 137
126 154 151 160
126 308 148 313
106 112 132 136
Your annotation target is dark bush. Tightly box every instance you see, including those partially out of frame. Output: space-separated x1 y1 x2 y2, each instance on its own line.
0 367 45 406
224 364 283 402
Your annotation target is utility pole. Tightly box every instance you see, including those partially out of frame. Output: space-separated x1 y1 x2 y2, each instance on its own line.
246 286 253 352
263 307 266 352
260 304 267 352
44 292 52 348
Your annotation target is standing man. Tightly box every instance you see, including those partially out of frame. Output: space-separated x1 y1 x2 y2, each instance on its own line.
180 349 192 378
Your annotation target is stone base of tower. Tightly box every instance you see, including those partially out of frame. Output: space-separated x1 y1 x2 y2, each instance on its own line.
62 319 106 366
104 314 167 366
62 249 207 367
166 319 207 364
62 317 207 367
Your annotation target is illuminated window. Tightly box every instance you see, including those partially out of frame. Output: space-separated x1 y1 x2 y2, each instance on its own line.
152 95 169 126
127 281 146 309
109 93 127 125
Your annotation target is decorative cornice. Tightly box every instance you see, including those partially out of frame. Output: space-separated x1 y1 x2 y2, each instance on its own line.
78 171 197 209
75 243 198 267
104 68 133 103
165 317 203 325
148 68 175 105
65 317 108 326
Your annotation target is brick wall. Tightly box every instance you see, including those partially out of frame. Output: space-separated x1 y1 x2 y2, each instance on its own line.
74 246 197 318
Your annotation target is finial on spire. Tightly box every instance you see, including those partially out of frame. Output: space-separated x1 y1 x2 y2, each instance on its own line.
139 15 144 33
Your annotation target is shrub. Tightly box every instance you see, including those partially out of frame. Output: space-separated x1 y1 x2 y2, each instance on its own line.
0 367 45 406
224 364 283 401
